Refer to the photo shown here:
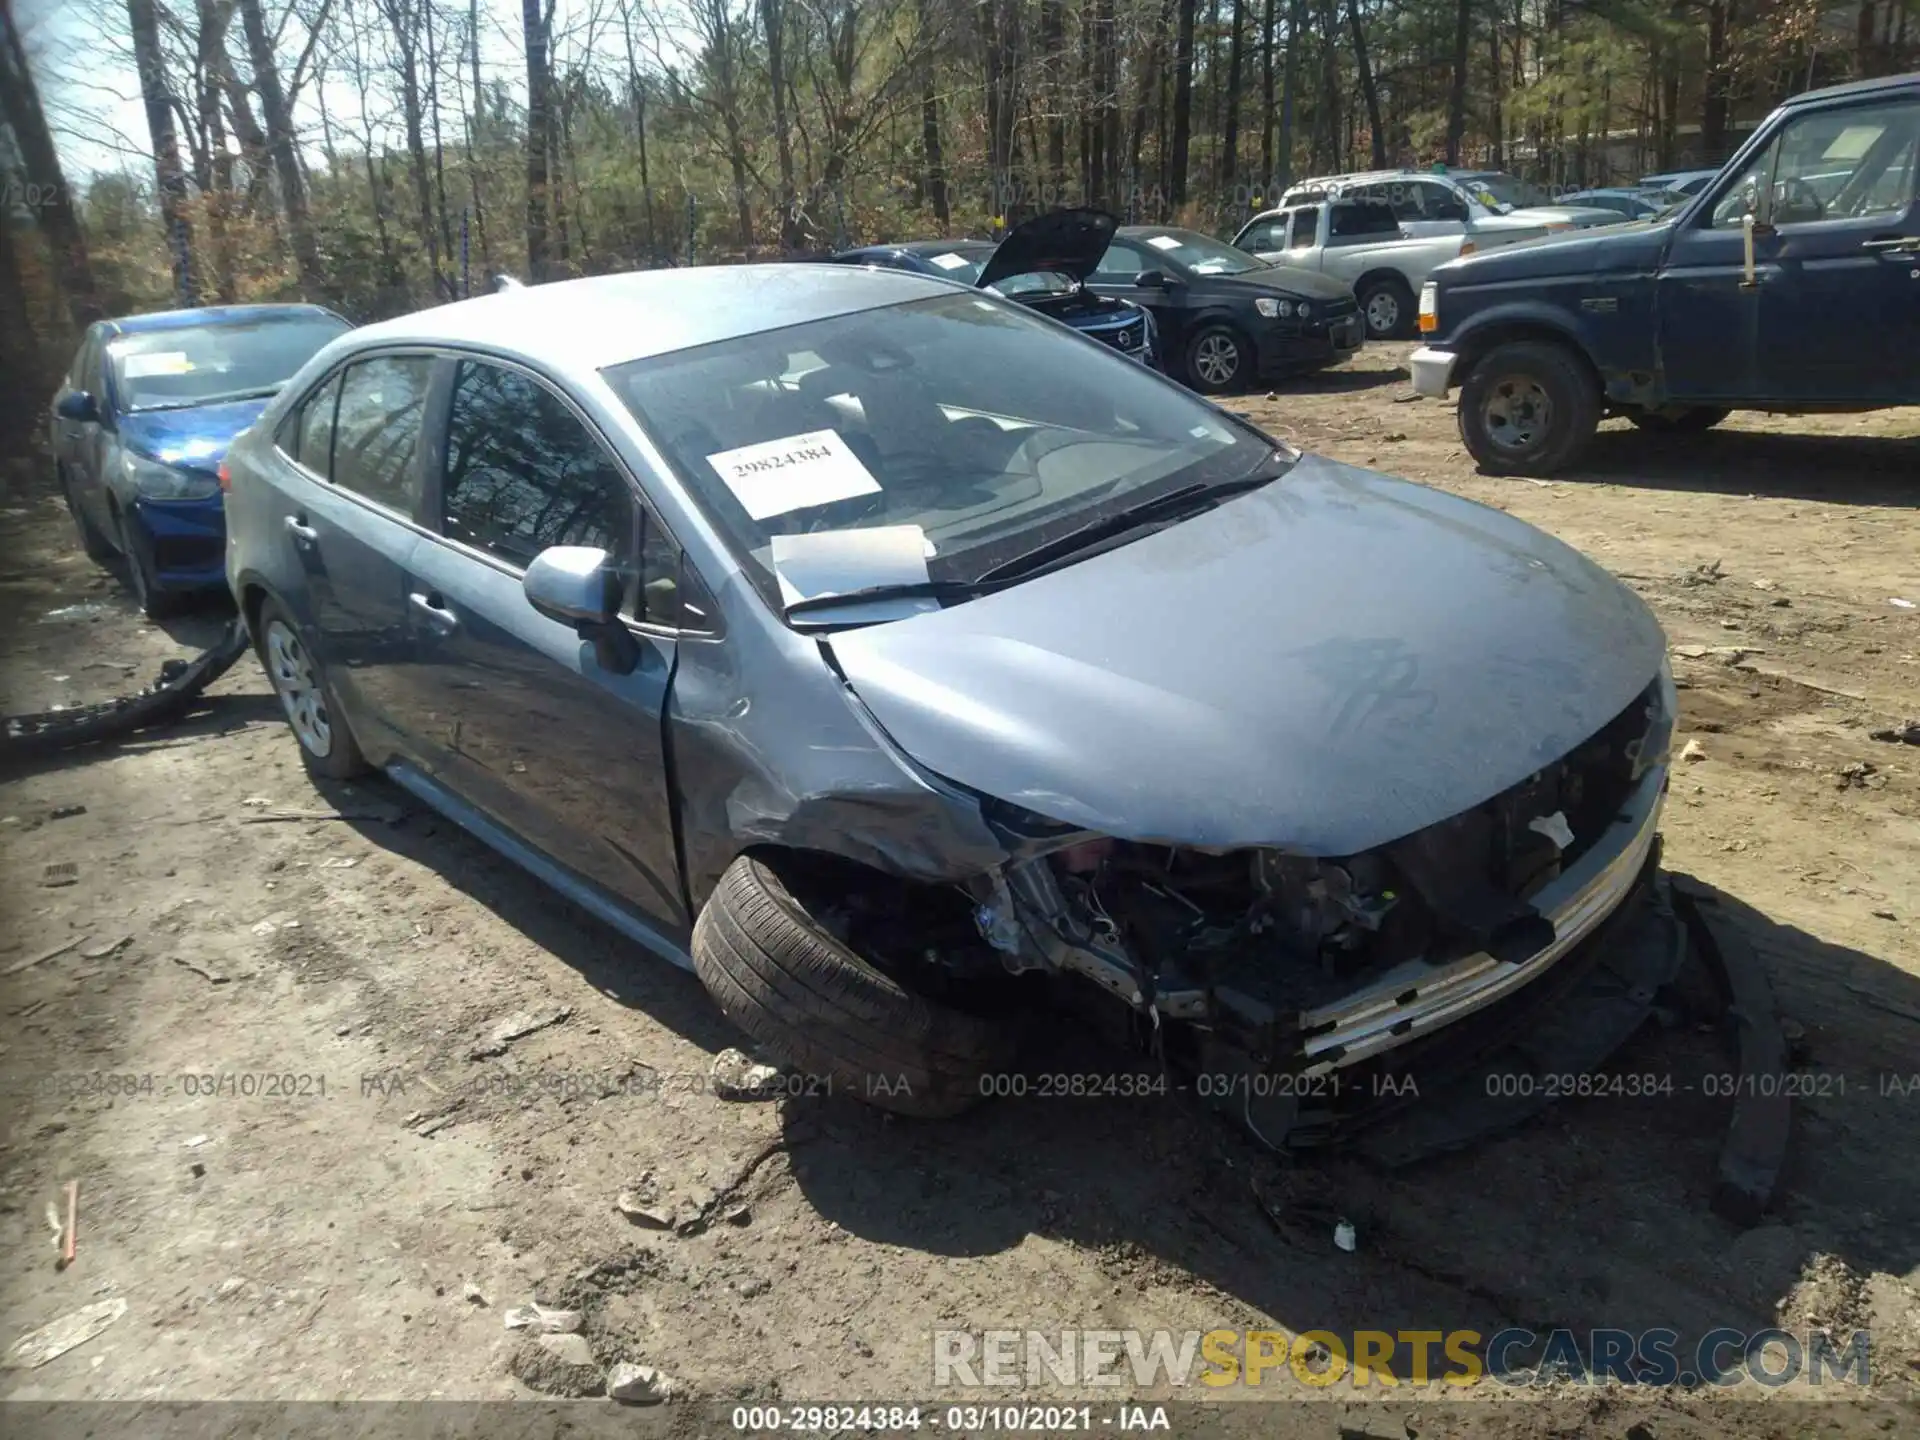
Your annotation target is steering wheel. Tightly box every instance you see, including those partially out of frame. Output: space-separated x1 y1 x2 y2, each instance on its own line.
1771 176 1826 225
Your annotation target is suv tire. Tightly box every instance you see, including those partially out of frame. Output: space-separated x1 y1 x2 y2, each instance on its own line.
692 851 1015 1118
1458 340 1601 475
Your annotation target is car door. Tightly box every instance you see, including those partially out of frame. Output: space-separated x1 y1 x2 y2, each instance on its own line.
268 353 433 759
398 355 689 929
1654 155 1769 402
1749 94 1920 403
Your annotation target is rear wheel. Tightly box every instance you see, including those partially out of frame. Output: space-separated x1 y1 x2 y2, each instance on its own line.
692 851 1016 1118
255 597 369 779
1357 276 1415 340
1183 323 1251 395
1457 341 1601 476
1627 406 1731 434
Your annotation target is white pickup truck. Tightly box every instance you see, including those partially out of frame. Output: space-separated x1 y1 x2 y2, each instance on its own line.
1231 198 1473 340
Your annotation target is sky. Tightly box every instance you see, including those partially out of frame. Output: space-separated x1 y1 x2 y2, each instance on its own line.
16 0 678 184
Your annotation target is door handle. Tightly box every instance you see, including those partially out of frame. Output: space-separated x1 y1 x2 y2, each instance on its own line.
409 591 458 633
1862 235 1920 254
285 515 319 543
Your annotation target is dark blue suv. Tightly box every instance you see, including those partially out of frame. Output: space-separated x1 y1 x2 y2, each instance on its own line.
50 303 349 614
1412 72 1919 473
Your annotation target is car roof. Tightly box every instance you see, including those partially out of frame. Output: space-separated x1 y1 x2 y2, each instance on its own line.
1784 69 1920 108
102 303 343 337
341 265 959 375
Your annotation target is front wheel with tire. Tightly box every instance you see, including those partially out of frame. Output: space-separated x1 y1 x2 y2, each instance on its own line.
692 852 1016 1118
114 507 183 619
60 468 118 564
1184 323 1251 395
1627 406 1730 434
255 597 369 779
1457 341 1601 476
1357 276 1415 340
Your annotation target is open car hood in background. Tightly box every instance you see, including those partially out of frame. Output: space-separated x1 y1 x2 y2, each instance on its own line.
976 209 1118 289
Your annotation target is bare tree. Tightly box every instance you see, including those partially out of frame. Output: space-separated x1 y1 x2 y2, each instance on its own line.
129 0 197 302
0 0 100 323
524 0 554 276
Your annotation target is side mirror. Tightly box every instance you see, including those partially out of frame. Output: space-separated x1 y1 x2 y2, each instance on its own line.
1133 269 1171 289
523 545 639 673
56 391 99 423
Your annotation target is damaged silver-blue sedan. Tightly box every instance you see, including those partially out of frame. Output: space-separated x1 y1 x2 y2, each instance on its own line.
223 264 1679 1147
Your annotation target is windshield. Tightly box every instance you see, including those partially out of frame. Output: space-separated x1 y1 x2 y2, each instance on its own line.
604 292 1270 616
109 315 348 412
913 248 991 283
1127 230 1268 276
1458 172 1554 212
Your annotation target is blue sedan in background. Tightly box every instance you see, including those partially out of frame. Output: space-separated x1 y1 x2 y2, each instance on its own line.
50 303 350 615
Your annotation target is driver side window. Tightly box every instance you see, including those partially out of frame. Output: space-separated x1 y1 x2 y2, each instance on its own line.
1713 97 1920 228
1091 241 1153 282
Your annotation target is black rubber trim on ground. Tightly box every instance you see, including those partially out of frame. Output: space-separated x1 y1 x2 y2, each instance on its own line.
1671 879 1793 1228
0 616 249 765
691 852 1015 1118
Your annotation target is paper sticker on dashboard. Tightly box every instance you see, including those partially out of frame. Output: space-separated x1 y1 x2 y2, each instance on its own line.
706 429 882 521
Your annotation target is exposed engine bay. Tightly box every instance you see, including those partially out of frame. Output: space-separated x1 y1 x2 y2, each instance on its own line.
968 673 1675 1089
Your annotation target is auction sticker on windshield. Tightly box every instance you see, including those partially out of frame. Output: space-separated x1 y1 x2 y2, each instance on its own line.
123 351 195 377
1146 234 1184 251
706 429 882 521
929 252 972 270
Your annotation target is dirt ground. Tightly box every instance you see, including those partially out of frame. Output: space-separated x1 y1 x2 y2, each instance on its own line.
3 347 1919 1438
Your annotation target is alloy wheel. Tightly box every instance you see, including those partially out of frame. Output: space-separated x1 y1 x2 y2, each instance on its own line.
1193 333 1241 388
264 618 333 757
1480 376 1555 453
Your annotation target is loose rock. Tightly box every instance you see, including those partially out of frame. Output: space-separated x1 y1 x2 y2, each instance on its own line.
616 1191 676 1229
710 1047 782 1100
608 1361 679 1404
1679 738 1707 763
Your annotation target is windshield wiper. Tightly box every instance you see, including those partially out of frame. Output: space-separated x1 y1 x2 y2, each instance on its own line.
783 578 997 625
973 461 1288 587
131 384 282 414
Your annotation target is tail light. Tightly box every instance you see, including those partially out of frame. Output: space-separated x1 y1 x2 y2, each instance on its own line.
217 461 231 492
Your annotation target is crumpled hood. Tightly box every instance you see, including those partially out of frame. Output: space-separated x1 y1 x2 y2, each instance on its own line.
117 396 273 475
1216 263 1354 302
828 454 1665 855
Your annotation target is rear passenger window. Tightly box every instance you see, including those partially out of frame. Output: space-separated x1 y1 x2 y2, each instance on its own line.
331 356 431 512
295 374 342 473
441 360 637 568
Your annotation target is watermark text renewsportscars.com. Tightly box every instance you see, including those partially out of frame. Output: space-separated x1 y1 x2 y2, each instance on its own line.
933 1327 1872 1390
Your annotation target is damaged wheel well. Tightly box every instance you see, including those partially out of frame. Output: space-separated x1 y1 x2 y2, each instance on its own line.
717 843 1023 1006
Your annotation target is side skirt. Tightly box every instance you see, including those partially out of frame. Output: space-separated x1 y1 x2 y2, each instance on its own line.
384 761 695 973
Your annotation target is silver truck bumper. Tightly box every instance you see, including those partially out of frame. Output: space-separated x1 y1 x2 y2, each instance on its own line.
1409 345 1457 399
